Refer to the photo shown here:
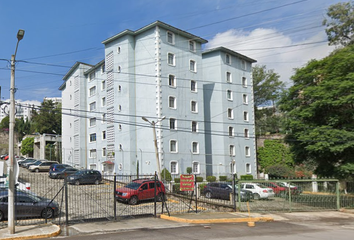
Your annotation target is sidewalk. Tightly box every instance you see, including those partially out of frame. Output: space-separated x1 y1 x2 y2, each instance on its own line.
1 210 353 240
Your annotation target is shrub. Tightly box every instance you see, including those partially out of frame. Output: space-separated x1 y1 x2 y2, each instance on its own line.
240 175 253 180
173 183 180 192
206 176 216 182
199 183 207 192
174 178 180 183
186 167 192 174
161 168 172 181
196 176 203 182
219 176 227 181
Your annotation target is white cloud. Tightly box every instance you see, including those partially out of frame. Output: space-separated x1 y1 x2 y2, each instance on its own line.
206 28 335 86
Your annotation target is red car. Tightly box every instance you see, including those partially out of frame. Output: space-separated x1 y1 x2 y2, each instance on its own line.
115 179 166 205
264 182 287 196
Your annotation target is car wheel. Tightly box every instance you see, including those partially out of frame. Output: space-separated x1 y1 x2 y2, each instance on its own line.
94 179 99 185
157 193 165 202
205 191 212 199
0 210 4 221
128 196 138 205
75 180 80 186
253 193 260 200
35 168 39 173
41 208 54 219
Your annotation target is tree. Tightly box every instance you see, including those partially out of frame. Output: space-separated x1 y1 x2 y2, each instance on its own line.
21 137 34 156
279 44 354 177
0 116 9 130
252 65 285 134
323 1 354 46
30 100 61 134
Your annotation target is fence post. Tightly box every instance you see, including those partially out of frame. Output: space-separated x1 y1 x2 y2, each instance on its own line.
114 174 117 220
232 174 236 211
64 178 68 226
336 180 340 210
288 181 292 213
154 172 157 217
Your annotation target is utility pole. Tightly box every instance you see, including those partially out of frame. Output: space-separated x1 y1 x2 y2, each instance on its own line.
8 29 25 234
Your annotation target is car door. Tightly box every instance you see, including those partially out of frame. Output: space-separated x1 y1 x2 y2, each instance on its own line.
219 183 231 200
16 195 41 218
137 183 149 200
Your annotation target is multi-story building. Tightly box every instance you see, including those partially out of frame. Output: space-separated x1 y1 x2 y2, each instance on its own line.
59 21 256 179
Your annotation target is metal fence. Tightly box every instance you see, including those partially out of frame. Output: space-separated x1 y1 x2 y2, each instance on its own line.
1 170 354 229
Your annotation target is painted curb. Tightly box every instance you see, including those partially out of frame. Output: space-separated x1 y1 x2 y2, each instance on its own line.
160 214 274 224
1 225 61 240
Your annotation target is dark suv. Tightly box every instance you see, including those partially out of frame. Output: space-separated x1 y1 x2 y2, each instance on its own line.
203 182 252 202
115 179 166 205
67 170 102 185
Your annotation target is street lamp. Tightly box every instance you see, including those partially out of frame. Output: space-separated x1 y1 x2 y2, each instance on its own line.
142 116 166 181
8 29 25 234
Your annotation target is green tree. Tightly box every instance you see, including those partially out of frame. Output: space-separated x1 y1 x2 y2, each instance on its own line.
253 65 285 135
0 116 9 130
31 100 61 134
20 137 34 156
323 1 354 46
257 139 294 173
279 44 354 177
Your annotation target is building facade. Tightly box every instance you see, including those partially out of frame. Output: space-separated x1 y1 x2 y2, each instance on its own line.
60 21 257 179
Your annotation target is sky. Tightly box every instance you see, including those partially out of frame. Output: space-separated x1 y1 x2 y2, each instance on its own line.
0 0 345 104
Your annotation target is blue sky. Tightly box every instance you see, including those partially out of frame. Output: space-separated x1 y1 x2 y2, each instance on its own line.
0 0 344 104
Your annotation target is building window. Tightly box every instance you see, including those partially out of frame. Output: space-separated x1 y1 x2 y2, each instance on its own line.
226 54 231 65
190 60 196 72
192 162 200 174
170 140 178 153
118 105 122 111
101 81 106 91
117 66 121 72
192 142 199 154
102 148 106 157
191 101 198 113
89 86 96 97
102 131 106 140
101 64 105 73
118 85 121 91
117 46 121 53
230 161 236 174
89 118 96 127
89 133 96 142
227 90 233 100
243 111 249 121
169 74 176 87
169 96 176 109
241 60 246 70
191 80 197 92
170 161 178 174
119 124 122 130
230 145 235 156
228 126 234 137
245 146 250 157
244 129 249 138
102 113 106 123
170 118 176 130
189 40 196 52
168 53 175 66
227 108 233 119
246 163 251 173
89 72 95 82
243 94 248 104
89 149 97 159
89 102 96 111
102 97 106 107
227 72 232 83
242 77 247 87
70 95 72 100
192 121 198 132
167 31 174 44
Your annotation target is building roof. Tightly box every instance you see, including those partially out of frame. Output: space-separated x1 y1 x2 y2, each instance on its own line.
59 62 94 90
84 59 105 75
102 20 208 45
202 46 257 63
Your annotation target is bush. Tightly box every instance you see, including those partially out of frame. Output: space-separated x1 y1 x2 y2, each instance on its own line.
196 176 203 182
199 183 207 192
161 168 172 181
240 175 253 180
219 176 228 181
174 178 180 183
186 167 192 174
173 183 180 192
206 176 216 182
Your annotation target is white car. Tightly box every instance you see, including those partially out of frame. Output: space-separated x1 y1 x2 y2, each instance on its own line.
241 183 275 200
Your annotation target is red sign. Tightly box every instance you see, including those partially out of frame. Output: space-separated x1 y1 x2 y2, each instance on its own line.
179 174 195 191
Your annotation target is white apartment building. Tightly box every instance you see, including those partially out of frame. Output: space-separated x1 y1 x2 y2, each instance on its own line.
59 21 256 179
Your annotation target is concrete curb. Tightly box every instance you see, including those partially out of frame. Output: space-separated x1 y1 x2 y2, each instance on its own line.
160 214 274 224
0 224 61 240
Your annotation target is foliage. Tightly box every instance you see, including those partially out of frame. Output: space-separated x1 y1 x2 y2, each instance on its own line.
20 137 34 156
0 116 9 130
186 167 192 174
323 1 354 46
257 139 294 173
219 176 227 181
174 178 180 183
240 175 253 180
279 44 354 178
267 164 295 178
0 116 31 140
30 100 61 134
253 65 285 134
161 168 172 181
206 176 216 182
196 176 203 182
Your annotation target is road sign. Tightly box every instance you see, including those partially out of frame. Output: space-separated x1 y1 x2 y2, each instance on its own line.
179 174 195 191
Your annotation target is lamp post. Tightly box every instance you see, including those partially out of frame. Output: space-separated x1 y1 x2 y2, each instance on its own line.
8 29 25 234
142 116 165 181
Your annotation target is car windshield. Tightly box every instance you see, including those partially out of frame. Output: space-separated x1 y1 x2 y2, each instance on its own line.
125 182 142 190
257 183 269 188
33 161 42 165
277 182 287 187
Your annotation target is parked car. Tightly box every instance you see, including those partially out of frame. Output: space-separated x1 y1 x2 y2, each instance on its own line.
49 167 78 179
203 182 252 202
29 161 58 172
115 179 166 205
19 158 37 168
278 182 302 195
49 164 72 173
263 182 287 196
67 169 102 185
0 189 59 221
241 183 275 200
26 159 48 169
0 179 31 191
